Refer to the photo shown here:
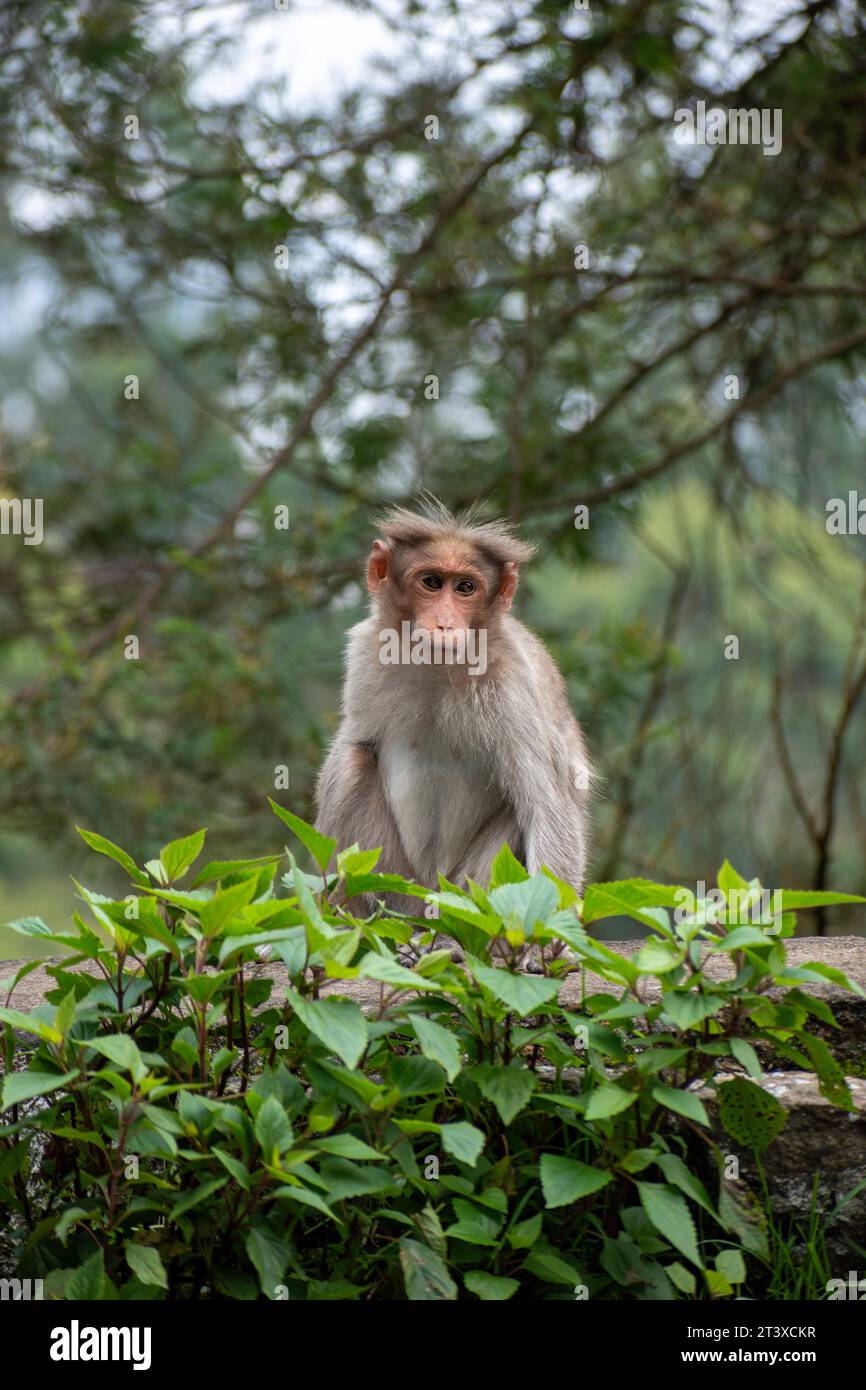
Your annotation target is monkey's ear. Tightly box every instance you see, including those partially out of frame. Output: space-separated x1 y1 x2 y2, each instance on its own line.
367 539 391 593
498 561 519 610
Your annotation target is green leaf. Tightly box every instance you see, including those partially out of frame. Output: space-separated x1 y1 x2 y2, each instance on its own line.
718 1177 769 1260
487 873 558 930
270 1184 339 1223
667 1261 696 1295
730 1038 762 1078
714 926 776 950
634 939 684 973
1 1068 80 1112
315 1133 383 1160
255 1096 294 1161
66 1250 105 1300
358 952 442 990
0 1005 62 1045
472 1063 536 1123
200 877 257 936
287 992 367 1070
651 1085 709 1126
717 1078 787 1153
661 990 725 1029
655 1152 718 1221
170 1177 228 1219
582 880 682 931
410 1014 462 1081
507 1213 542 1249
191 856 281 887
585 1083 639 1120
779 891 866 911
399 1238 458 1300
440 1122 485 1168
213 1148 251 1190
489 843 529 886
464 1270 519 1300
802 1034 852 1108
87 1034 147 1083
160 829 206 883
445 1198 503 1246
637 1182 700 1267
76 827 149 886
125 1243 168 1289
318 1157 397 1201
717 860 749 894
269 800 337 872
716 1248 746 1284
245 1224 289 1299
522 1242 582 1285
469 959 560 1016
540 1154 613 1208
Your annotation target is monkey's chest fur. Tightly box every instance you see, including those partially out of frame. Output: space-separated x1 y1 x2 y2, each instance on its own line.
377 696 509 883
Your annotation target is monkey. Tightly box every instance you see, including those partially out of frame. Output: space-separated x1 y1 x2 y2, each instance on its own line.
315 500 592 945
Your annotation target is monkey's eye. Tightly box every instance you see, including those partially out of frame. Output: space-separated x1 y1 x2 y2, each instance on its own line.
454 579 476 595
421 574 443 590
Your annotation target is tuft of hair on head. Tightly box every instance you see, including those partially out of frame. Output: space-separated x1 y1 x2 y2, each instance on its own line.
375 493 537 568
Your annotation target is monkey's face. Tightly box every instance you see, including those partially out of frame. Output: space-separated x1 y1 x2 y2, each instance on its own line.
370 538 506 635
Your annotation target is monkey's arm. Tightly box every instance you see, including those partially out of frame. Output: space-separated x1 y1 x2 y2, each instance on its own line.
488 628 591 890
316 738 408 869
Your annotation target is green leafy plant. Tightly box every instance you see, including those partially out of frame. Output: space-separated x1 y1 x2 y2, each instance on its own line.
1 807 863 1301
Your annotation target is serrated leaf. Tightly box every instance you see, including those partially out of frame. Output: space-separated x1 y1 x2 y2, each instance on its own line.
125 1243 168 1289
440 1122 484 1167
269 801 336 872
445 1198 503 1246
802 1034 852 1108
255 1096 293 1161
410 1014 462 1081
76 828 149 886
661 991 725 1029
399 1238 458 1300
245 1224 289 1299
65 1250 105 1300
160 830 206 883
667 1261 696 1295
716 1248 746 1284
540 1154 613 1208
637 1182 700 1267
469 959 559 1016
489 843 530 886
585 1083 639 1120
583 880 682 931
287 992 367 1070
472 1063 536 1123
200 877 257 936
0 1005 62 1045
507 1212 542 1249
651 1085 709 1126
87 1034 146 1083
